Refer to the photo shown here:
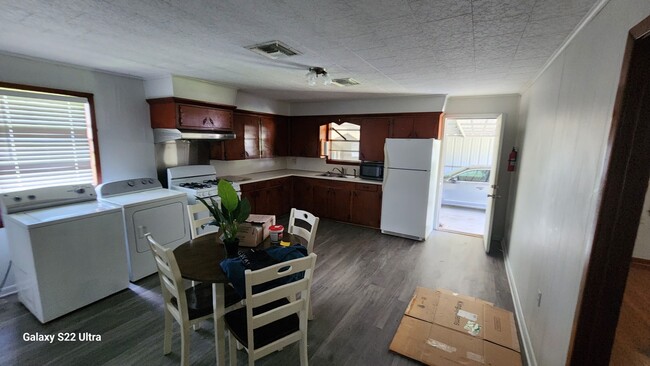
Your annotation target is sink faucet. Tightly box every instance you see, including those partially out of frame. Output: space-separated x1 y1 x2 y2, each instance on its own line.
332 167 344 175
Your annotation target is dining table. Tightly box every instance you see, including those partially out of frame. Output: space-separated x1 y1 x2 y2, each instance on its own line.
174 231 304 365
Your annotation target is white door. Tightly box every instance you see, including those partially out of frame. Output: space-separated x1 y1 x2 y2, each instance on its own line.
483 115 504 253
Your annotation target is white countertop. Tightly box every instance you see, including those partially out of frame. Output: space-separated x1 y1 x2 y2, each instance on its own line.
237 169 383 185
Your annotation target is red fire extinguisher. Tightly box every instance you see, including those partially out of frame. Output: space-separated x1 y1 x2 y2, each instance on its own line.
507 147 518 172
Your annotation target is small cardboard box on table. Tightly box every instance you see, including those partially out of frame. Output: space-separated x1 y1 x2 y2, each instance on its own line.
390 287 522 366
237 214 276 247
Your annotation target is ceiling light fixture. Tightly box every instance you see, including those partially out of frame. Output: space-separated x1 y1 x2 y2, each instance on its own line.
306 67 332 86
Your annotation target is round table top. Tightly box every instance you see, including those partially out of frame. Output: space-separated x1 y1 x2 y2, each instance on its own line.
174 232 303 283
174 233 229 283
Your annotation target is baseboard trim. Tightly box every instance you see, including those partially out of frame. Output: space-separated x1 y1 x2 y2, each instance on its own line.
0 284 17 298
501 238 537 366
631 257 650 269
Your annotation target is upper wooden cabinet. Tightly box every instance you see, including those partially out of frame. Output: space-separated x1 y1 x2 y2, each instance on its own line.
212 111 289 160
147 97 235 131
289 116 325 158
391 113 442 139
359 117 391 162
288 112 442 162
261 115 289 158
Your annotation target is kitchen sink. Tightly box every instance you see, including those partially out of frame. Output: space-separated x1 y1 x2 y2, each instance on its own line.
316 172 347 178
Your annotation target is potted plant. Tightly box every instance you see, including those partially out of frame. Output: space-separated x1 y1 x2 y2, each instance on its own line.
197 180 251 258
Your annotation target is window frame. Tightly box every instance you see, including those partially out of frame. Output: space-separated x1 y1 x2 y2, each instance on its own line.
324 120 362 165
0 81 102 189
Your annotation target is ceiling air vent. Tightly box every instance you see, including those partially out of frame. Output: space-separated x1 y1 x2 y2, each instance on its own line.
246 41 301 59
331 78 360 87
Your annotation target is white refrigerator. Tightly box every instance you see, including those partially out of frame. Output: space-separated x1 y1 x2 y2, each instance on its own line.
380 138 441 240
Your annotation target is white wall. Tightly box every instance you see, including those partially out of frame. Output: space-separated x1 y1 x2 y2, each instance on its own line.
444 94 520 242
0 52 156 296
235 91 290 116
443 136 496 175
290 95 446 115
503 1 650 365
633 180 650 260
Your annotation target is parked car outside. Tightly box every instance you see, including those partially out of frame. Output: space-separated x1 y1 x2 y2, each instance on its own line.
441 166 491 210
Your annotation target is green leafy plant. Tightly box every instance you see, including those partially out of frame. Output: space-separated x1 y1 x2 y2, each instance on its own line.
197 180 251 244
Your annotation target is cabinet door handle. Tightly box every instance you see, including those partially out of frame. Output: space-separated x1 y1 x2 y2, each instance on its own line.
208 117 215 126
202 117 208 125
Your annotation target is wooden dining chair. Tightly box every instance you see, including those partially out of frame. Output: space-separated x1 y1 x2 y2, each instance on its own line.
288 208 319 319
146 233 241 366
225 253 318 366
187 202 219 239
288 208 320 255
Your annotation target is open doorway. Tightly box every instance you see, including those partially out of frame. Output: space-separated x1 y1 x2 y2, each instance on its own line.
437 116 502 242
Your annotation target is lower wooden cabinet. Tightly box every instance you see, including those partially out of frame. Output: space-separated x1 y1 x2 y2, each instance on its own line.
350 183 382 228
240 177 292 217
310 179 354 222
292 177 382 228
243 176 382 228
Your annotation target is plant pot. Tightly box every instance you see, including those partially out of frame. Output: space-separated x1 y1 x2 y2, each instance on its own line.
223 238 240 258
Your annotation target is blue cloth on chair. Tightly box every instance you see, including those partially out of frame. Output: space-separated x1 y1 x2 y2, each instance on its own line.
220 245 308 297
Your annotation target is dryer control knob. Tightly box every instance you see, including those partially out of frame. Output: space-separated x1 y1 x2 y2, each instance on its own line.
141 179 148 184
13 196 21 202
148 178 154 184
27 195 36 200
127 181 135 187
75 188 86 194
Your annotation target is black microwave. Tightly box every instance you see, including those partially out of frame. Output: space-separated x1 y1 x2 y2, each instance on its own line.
359 161 384 181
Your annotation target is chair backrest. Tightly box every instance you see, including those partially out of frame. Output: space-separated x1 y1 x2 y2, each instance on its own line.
288 208 320 254
187 202 219 239
244 253 317 356
145 233 190 323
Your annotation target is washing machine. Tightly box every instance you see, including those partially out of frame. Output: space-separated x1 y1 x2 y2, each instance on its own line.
1 184 129 323
96 178 190 282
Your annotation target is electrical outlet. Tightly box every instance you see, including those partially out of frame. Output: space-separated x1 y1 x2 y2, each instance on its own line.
537 290 542 307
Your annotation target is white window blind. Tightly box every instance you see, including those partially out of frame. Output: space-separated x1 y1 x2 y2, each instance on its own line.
0 88 95 192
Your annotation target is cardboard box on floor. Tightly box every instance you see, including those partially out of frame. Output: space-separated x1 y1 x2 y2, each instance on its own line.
236 214 275 247
390 287 522 366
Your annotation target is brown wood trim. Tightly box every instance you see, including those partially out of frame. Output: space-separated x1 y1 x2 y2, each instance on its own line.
567 16 650 366
146 96 236 110
0 81 93 99
0 81 102 185
86 95 102 185
290 111 441 119
631 257 650 269
234 109 289 118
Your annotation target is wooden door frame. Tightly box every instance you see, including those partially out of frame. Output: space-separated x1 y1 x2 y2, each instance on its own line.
567 16 650 365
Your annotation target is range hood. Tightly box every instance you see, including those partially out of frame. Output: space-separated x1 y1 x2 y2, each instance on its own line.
153 128 236 143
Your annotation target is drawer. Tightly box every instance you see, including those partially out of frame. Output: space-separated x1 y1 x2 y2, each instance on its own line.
355 183 379 192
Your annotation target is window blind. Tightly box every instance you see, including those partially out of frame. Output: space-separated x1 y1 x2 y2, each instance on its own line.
0 88 94 192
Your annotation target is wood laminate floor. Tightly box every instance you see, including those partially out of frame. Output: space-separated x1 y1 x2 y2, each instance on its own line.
610 263 650 366
0 218 517 366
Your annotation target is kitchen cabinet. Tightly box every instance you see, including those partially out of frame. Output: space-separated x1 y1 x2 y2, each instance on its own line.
293 177 315 213
310 179 354 223
289 116 325 158
359 117 391 162
147 97 235 131
213 112 289 160
350 183 382 228
240 177 292 217
261 115 290 158
391 113 442 138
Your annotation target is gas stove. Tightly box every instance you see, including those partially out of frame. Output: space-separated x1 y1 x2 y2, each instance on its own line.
167 165 241 204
